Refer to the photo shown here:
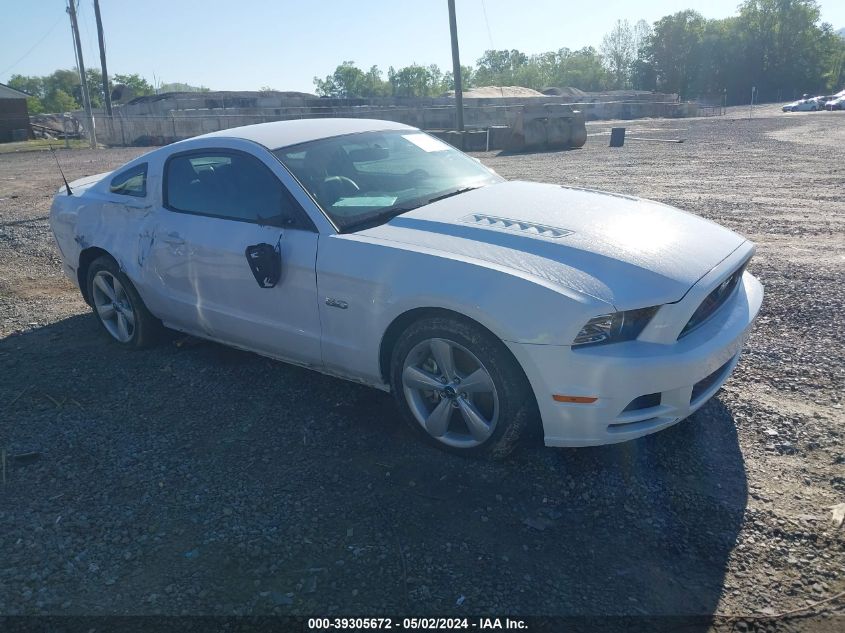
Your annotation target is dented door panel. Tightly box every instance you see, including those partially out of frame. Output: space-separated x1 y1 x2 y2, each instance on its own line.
143 212 321 365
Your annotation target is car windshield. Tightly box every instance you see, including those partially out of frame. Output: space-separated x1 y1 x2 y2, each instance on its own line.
273 130 501 231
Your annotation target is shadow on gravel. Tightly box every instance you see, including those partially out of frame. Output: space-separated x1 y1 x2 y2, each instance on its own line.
1 314 746 624
494 147 583 158
0 215 49 227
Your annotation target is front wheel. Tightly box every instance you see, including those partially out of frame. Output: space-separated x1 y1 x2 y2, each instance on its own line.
86 256 161 348
389 316 536 458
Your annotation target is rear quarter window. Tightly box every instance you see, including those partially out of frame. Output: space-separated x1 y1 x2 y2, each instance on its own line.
109 163 147 197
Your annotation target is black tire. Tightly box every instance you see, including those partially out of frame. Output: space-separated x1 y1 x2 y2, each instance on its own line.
86 255 162 349
389 315 537 459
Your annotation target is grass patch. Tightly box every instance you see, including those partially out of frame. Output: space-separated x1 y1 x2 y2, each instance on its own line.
0 139 92 154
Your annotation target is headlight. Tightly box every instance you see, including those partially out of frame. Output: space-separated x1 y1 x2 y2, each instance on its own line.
572 307 659 347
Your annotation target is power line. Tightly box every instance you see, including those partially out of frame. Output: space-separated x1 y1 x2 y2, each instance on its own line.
480 0 495 50
0 13 66 78
479 0 504 98
75 0 100 75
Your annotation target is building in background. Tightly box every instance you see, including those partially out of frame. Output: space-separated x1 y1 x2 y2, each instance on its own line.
0 83 32 143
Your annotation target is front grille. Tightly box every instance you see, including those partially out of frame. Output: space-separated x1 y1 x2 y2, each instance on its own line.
678 260 748 339
690 359 732 403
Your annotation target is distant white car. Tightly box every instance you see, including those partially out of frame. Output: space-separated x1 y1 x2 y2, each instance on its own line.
49 119 763 457
824 96 845 111
782 97 821 112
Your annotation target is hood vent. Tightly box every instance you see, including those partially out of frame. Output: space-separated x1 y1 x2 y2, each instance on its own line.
462 213 573 239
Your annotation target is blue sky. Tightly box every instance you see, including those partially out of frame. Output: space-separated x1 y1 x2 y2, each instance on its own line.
2 1 844 93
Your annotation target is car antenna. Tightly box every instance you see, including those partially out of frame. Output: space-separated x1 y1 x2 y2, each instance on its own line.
49 145 72 196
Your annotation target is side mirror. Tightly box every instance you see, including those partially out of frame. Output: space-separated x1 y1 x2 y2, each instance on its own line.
245 243 281 288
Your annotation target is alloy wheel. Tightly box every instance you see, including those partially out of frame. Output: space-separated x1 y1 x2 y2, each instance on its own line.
91 270 136 343
401 337 499 448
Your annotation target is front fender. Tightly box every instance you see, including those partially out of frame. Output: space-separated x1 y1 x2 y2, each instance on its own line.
316 234 609 386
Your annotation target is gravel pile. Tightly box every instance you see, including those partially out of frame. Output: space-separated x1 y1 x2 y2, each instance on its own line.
0 109 842 625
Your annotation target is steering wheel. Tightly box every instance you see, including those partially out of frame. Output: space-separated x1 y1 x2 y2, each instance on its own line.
407 169 430 181
323 175 360 191
319 176 360 206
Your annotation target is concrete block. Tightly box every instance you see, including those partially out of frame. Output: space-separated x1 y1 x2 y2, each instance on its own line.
463 130 488 152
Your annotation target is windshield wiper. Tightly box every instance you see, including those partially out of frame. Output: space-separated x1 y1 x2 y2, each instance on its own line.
341 186 483 232
340 204 419 232
381 186 481 217
423 186 481 204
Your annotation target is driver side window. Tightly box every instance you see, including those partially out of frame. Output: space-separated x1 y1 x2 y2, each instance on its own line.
164 150 307 228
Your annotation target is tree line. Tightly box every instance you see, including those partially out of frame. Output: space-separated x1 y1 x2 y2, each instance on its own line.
635 0 844 102
7 70 208 114
313 0 843 104
7 0 843 111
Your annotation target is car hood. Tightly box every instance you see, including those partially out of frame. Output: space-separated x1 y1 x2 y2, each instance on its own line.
356 181 746 309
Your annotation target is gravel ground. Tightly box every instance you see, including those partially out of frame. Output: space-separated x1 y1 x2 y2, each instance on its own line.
0 106 843 629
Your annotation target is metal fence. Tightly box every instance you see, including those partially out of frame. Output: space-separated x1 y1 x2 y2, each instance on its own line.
694 100 726 117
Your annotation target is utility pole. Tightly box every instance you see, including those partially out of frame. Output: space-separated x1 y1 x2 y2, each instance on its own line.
447 0 465 133
66 0 96 147
93 0 112 116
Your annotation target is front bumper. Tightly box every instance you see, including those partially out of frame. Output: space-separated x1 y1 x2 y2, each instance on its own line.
508 263 764 447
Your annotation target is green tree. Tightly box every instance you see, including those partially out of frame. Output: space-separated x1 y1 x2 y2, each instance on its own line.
694 17 742 98
314 61 369 97
472 47 609 91
44 69 84 107
11 70 84 112
388 64 447 97
601 20 636 88
111 73 154 97
363 66 391 97
821 24 845 89
444 65 476 91
630 20 654 90
7 74 44 98
737 0 839 100
44 88 78 113
640 11 706 98
474 49 529 86
80 68 104 109
552 47 610 91
634 1 843 103
25 96 44 114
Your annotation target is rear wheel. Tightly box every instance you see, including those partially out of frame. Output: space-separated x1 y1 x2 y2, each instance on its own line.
86 256 161 348
390 316 536 458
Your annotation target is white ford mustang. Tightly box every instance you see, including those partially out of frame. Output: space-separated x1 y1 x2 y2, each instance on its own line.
50 119 763 457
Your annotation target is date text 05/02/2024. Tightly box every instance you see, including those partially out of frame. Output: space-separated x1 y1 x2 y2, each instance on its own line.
307 617 528 630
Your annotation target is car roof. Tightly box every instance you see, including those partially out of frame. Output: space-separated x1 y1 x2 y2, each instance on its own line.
197 118 418 150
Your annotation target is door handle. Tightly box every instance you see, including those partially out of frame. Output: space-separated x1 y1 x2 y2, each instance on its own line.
162 232 184 245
